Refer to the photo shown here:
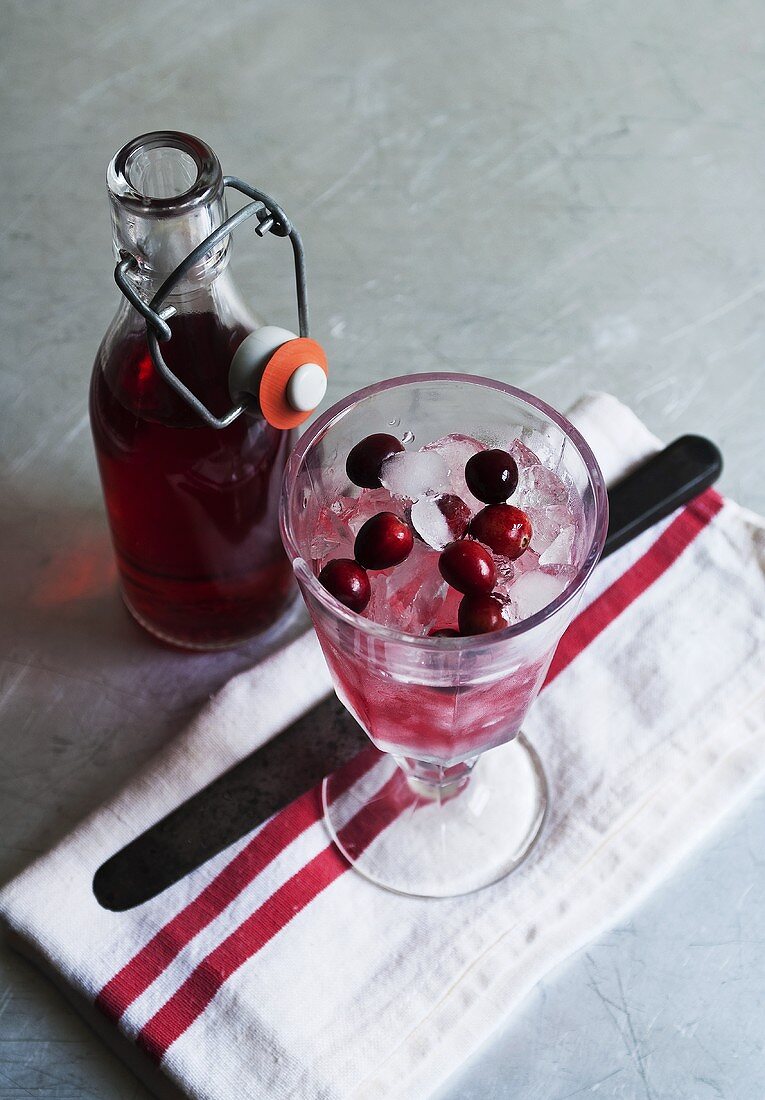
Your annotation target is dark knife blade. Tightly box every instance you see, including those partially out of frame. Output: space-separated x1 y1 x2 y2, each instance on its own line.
94 434 722 911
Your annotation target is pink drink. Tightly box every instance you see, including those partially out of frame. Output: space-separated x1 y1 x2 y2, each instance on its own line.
308 434 581 760
282 376 603 767
319 637 551 763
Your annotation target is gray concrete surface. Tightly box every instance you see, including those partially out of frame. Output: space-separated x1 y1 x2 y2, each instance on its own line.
1 0 764 1096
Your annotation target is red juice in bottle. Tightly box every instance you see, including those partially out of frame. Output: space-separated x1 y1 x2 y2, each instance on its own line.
90 132 303 648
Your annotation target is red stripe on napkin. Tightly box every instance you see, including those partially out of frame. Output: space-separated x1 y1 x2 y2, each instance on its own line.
545 489 723 686
136 771 403 1064
99 490 722 1061
96 747 380 1023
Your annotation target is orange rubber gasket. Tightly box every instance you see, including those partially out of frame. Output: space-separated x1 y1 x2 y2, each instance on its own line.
259 338 328 429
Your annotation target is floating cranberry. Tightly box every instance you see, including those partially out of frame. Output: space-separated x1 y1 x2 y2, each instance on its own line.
410 492 471 549
469 504 532 560
438 540 496 595
458 593 507 635
436 494 471 540
429 627 460 638
346 433 405 489
354 512 414 570
465 449 519 504
318 558 371 612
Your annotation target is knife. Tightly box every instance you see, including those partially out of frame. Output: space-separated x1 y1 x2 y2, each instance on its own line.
93 433 722 911
602 434 722 558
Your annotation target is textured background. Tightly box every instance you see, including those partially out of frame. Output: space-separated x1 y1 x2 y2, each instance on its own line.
1 0 764 1096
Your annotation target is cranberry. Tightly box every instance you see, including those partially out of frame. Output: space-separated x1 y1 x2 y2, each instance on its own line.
436 494 471 541
465 449 519 504
458 593 507 635
469 504 532 560
438 540 496 595
429 627 460 638
318 558 371 612
346 433 405 489
410 492 471 549
354 512 414 570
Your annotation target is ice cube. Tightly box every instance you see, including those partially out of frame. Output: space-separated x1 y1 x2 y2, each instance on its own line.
513 548 540 575
538 525 575 567
507 570 568 622
422 434 486 510
410 493 471 551
494 553 516 581
365 538 446 636
514 460 575 556
517 463 569 509
492 563 515 605
429 582 462 635
508 437 541 471
342 488 404 536
514 427 565 469
524 503 570 552
309 504 346 560
397 573 448 637
380 449 449 501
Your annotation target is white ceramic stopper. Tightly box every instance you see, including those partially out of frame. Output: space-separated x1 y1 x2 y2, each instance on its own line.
286 362 328 412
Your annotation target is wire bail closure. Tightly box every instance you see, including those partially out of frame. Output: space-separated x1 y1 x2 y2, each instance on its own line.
114 177 310 430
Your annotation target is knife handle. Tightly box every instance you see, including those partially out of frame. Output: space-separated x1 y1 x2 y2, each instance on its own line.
602 434 722 559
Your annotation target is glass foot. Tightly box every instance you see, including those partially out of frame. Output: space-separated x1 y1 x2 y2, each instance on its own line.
322 734 547 898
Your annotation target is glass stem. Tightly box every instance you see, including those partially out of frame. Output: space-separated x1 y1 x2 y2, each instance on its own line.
396 756 476 802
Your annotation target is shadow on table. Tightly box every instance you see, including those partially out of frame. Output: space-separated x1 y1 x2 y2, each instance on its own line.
2 499 301 678
0 497 307 880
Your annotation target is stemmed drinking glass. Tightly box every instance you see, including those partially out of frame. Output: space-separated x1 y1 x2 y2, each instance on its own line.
280 374 608 897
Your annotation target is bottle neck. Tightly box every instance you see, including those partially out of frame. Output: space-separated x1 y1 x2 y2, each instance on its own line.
108 131 231 296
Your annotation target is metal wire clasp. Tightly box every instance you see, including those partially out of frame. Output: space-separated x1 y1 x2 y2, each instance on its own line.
114 177 310 430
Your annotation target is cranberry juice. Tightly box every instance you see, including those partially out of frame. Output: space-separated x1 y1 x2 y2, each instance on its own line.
301 428 583 762
90 310 294 647
319 637 553 763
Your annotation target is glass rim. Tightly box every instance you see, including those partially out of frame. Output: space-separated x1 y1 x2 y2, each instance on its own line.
280 372 609 650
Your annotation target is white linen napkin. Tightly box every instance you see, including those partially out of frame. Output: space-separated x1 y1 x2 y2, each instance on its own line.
1 393 764 1100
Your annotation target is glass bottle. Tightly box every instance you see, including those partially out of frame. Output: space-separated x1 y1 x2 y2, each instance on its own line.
90 132 298 649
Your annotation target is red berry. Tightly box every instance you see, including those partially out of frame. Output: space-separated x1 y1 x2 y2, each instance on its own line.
410 492 471 549
438 540 496 595
465 449 519 504
354 512 414 570
346 433 405 489
429 627 460 638
436 493 471 541
458 593 507 635
469 504 532 560
318 558 371 612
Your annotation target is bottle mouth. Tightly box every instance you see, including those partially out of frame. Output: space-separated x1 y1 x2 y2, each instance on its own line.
107 131 223 213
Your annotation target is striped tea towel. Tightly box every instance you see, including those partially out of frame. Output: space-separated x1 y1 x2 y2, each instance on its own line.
1 392 764 1100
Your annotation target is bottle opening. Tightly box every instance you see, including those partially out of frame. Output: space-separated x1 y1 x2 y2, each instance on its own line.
125 145 200 200
107 131 223 214
107 131 229 282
